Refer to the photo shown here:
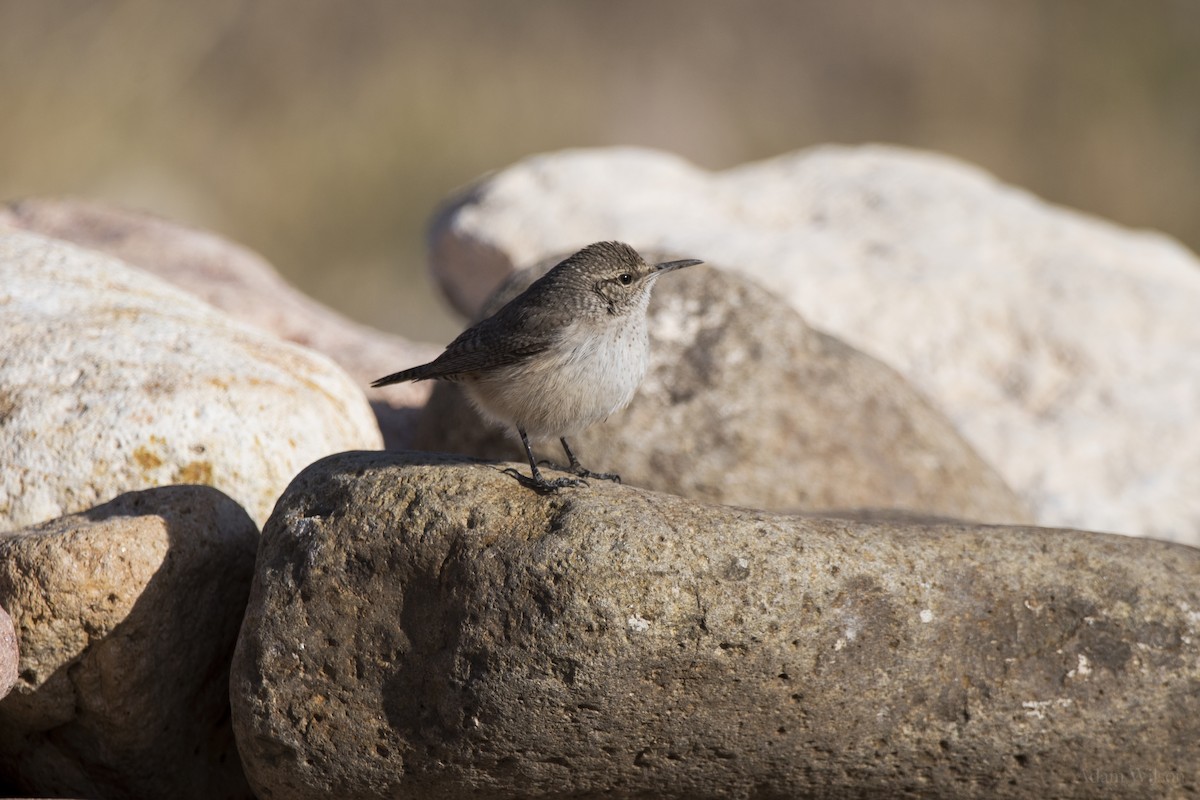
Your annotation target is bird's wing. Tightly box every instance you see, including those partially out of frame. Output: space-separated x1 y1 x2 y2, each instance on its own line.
418 301 570 380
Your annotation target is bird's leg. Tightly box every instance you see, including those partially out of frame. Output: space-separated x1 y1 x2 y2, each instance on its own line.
503 428 587 492
539 437 621 483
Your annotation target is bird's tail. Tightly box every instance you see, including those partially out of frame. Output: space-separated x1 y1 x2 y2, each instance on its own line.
370 364 438 387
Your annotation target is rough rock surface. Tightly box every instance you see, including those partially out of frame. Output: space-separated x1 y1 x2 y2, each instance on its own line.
0 197 438 449
231 451 1200 799
0 608 15 702
0 486 258 800
0 229 383 530
428 145 1200 544
415 261 1027 523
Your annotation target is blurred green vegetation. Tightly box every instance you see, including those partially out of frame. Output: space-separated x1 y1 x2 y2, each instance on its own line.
3 0 1198 342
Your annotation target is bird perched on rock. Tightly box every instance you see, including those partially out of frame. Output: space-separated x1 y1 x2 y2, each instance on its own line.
372 241 702 492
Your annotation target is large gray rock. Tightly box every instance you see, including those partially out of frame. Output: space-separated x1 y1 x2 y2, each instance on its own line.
231 451 1200 799
0 197 438 449
0 486 257 799
0 229 383 531
415 260 1028 523
428 145 1200 544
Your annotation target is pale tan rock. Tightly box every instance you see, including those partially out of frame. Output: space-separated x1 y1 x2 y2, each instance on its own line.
415 259 1028 523
0 486 257 799
231 451 1200 799
0 197 438 448
0 607 15 702
0 229 383 530
428 145 1200 544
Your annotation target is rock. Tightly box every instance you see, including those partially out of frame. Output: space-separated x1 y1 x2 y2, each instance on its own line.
428 145 1200 544
415 260 1028 523
0 608 15 702
231 451 1200 799
0 197 439 449
0 229 383 531
0 486 257 799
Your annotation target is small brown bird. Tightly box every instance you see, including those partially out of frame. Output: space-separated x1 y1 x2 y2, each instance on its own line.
372 241 701 491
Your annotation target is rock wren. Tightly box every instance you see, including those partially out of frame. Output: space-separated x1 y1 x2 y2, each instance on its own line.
372 241 702 491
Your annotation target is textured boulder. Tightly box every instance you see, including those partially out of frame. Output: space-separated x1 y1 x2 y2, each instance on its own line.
231 451 1200 799
0 486 257 799
415 261 1027 523
0 229 383 530
0 197 438 449
428 145 1200 544
0 608 15 702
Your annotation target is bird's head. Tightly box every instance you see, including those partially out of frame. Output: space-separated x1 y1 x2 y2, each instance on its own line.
552 241 702 317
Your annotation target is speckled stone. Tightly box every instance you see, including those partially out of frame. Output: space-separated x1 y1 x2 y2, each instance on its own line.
231 451 1200 799
0 229 383 530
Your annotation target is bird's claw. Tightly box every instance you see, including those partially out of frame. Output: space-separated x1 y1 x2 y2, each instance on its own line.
502 467 588 493
537 460 621 484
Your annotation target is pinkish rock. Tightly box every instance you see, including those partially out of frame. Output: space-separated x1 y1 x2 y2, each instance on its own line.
0 229 383 531
0 197 438 448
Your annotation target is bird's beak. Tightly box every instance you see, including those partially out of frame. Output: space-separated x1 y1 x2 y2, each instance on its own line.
653 258 703 274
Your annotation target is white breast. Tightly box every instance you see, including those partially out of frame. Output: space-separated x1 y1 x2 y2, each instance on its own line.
464 313 651 440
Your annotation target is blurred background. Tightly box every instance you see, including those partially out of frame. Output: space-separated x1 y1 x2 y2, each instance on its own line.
2 0 1198 343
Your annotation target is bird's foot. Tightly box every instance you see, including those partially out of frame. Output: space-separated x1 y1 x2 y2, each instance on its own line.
537 460 622 484
503 467 588 493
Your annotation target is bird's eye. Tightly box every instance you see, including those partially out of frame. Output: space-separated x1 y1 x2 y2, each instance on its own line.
618 273 633 285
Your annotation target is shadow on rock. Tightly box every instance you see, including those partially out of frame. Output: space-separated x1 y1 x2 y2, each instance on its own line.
0 485 259 799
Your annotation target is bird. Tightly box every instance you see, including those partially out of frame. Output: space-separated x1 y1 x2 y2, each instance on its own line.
372 241 702 492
